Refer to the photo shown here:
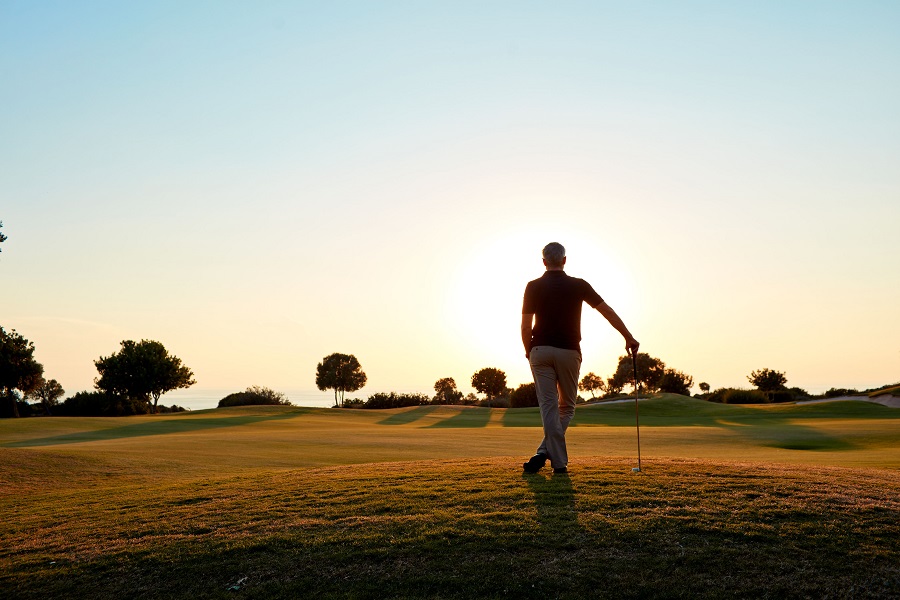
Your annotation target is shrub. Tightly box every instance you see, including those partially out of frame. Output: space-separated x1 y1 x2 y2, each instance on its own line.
787 387 810 400
363 392 429 409
707 388 768 404
824 388 859 398
766 390 794 404
341 398 365 408
57 391 149 416
218 386 291 408
509 383 538 408
479 396 510 408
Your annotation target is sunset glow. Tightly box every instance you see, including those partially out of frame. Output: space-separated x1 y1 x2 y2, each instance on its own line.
3 3 898 407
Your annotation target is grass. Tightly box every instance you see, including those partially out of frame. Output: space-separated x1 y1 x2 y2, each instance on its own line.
2 396 899 599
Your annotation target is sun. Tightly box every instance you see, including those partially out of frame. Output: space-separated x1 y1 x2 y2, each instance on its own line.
445 227 637 379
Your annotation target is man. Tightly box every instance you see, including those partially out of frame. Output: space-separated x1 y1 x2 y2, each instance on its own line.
521 242 639 474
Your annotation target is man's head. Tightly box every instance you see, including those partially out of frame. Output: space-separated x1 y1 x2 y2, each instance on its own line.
542 242 566 270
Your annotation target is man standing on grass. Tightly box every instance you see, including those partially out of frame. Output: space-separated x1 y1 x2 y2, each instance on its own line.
521 242 639 475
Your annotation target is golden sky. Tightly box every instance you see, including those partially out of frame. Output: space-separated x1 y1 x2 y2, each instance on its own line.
3 3 898 401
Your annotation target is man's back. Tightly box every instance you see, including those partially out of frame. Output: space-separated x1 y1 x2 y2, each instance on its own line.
522 271 603 352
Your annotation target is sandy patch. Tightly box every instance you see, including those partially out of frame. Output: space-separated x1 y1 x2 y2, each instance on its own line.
797 395 900 408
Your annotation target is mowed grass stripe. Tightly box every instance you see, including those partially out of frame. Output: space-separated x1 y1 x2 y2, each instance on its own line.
1 457 898 599
2 397 899 473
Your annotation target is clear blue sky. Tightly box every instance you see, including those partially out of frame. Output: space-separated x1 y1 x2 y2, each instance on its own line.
2 1 898 401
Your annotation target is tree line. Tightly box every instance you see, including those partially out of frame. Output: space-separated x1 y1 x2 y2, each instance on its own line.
3 326 897 417
1 329 196 418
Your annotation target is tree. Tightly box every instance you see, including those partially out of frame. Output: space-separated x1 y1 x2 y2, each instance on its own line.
433 377 463 405
316 353 367 407
748 368 787 392
0 221 7 253
509 382 538 408
471 368 507 406
0 327 44 418
698 382 711 395
25 377 65 415
606 376 624 396
578 372 606 399
608 353 666 393
657 369 694 395
94 340 195 413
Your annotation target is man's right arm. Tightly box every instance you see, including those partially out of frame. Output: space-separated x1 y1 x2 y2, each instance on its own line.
521 313 534 359
595 302 639 355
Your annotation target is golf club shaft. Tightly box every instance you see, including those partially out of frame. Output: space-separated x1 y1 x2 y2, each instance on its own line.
632 352 642 471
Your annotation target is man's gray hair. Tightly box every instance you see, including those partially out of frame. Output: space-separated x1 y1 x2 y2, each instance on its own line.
542 242 566 267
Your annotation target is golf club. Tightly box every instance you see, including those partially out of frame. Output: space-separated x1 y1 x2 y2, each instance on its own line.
631 351 642 473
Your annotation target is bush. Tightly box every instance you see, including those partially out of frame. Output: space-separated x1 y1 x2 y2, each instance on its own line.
57 391 149 416
824 388 859 398
363 392 429 409
509 383 538 408
707 388 768 404
787 387 811 400
218 386 291 408
766 390 794 404
479 396 510 408
341 398 365 408
156 404 187 413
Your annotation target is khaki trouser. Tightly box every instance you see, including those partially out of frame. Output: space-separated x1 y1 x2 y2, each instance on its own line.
529 345 582 469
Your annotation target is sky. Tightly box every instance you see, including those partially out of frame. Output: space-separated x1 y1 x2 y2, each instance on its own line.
2 1 899 406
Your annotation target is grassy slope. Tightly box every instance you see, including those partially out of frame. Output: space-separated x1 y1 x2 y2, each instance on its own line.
2 397 899 599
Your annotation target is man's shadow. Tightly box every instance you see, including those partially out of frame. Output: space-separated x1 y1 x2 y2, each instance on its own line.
523 472 583 541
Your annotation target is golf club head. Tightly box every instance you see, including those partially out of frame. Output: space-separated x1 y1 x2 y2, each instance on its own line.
631 467 641 472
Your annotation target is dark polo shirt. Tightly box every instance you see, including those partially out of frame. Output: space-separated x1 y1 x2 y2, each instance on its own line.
522 271 604 353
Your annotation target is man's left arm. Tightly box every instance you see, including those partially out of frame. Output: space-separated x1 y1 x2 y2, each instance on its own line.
594 301 639 355
521 313 534 359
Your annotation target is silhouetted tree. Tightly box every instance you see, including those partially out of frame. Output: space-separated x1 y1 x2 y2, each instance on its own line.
433 377 464 405
0 221 7 253
698 382 710 396
748 368 787 392
0 327 44 418
578 372 606 399
25 377 65 415
609 353 666 393
471 368 507 406
316 353 367 407
94 340 195 413
657 369 694 395
509 382 538 408
606 376 624 396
